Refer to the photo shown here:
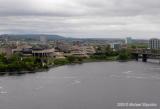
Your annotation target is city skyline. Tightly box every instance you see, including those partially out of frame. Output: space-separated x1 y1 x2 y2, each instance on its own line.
0 0 160 39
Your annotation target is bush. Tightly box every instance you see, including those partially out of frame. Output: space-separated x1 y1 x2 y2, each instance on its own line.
0 55 45 72
90 55 107 60
54 59 69 65
0 64 8 72
67 56 76 63
117 49 131 61
0 54 7 64
67 55 84 63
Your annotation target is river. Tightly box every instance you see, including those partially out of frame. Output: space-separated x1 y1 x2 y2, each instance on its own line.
0 61 160 109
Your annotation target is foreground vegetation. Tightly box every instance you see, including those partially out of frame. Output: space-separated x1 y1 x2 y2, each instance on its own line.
0 54 45 72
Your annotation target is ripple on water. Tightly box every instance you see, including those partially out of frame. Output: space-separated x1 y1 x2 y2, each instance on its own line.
71 80 81 85
35 76 76 79
0 86 8 95
122 71 133 74
0 91 7 94
110 73 160 80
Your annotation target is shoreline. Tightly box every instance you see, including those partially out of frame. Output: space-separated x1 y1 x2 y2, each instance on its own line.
0 58 132 76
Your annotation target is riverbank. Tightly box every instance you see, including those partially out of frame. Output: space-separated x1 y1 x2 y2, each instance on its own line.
0 48 132 75
0 55 132 76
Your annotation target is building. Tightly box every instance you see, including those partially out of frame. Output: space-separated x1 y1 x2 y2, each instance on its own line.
82 46 96 55
73 41 81 46
55 41 71 53
125 37 132 44
12 44 33 55
40 36 47 44
110 42 122 51
32 48 55 57
54 52 66 59
0 47 12 57
149 38 160 49
70 46 89 57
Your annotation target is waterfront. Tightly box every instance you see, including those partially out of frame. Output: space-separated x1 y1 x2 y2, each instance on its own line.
0 61 160 109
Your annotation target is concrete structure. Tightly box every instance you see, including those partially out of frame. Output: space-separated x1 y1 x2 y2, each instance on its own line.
17 45 32 50
70 46 89 57
71 51 88 57
12 44 32 55
149 38 160 49
54 52 66 59
125 37 132 44
55 41 71 53
32 48 55 57
82 46 96 55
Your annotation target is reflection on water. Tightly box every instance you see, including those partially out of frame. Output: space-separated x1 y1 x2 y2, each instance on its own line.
110 74 160 80
0 61 160 109
0 86 8 94
110 68 160 80
0 91 8 94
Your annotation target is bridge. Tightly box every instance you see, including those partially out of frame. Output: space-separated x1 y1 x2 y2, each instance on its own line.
131 49 160 62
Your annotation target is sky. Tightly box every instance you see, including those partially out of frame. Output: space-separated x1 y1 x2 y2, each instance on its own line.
0 0 160 39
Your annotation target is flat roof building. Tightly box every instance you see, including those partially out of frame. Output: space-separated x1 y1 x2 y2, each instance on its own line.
149 38 160 49
125 37 132 44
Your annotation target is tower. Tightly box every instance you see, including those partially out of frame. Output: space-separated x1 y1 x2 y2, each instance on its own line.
40 36 47 44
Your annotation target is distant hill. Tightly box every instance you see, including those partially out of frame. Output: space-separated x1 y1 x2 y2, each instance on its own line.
0 34 126 44
0 34 66 41
0 34 148 44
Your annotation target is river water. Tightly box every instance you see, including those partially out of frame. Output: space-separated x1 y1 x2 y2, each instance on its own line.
0 61 160 109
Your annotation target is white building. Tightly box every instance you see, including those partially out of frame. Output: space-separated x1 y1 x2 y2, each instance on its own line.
110 43 122 50
40 36 47 44
149 38 160 49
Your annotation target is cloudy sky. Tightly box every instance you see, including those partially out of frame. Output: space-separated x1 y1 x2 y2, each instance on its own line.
0 0 160 38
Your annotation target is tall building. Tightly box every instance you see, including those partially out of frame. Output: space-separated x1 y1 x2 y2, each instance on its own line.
110 42 122 51
125 37 132 44
149 38 160 49
40 36 47 44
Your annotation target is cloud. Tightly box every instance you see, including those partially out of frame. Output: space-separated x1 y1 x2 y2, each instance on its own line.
1 0 160 17
0 0 160 38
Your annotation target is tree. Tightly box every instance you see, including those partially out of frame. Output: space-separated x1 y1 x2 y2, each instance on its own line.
117 49 130 61
0 54 7 64
67 55 76 63
54 59 69 65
